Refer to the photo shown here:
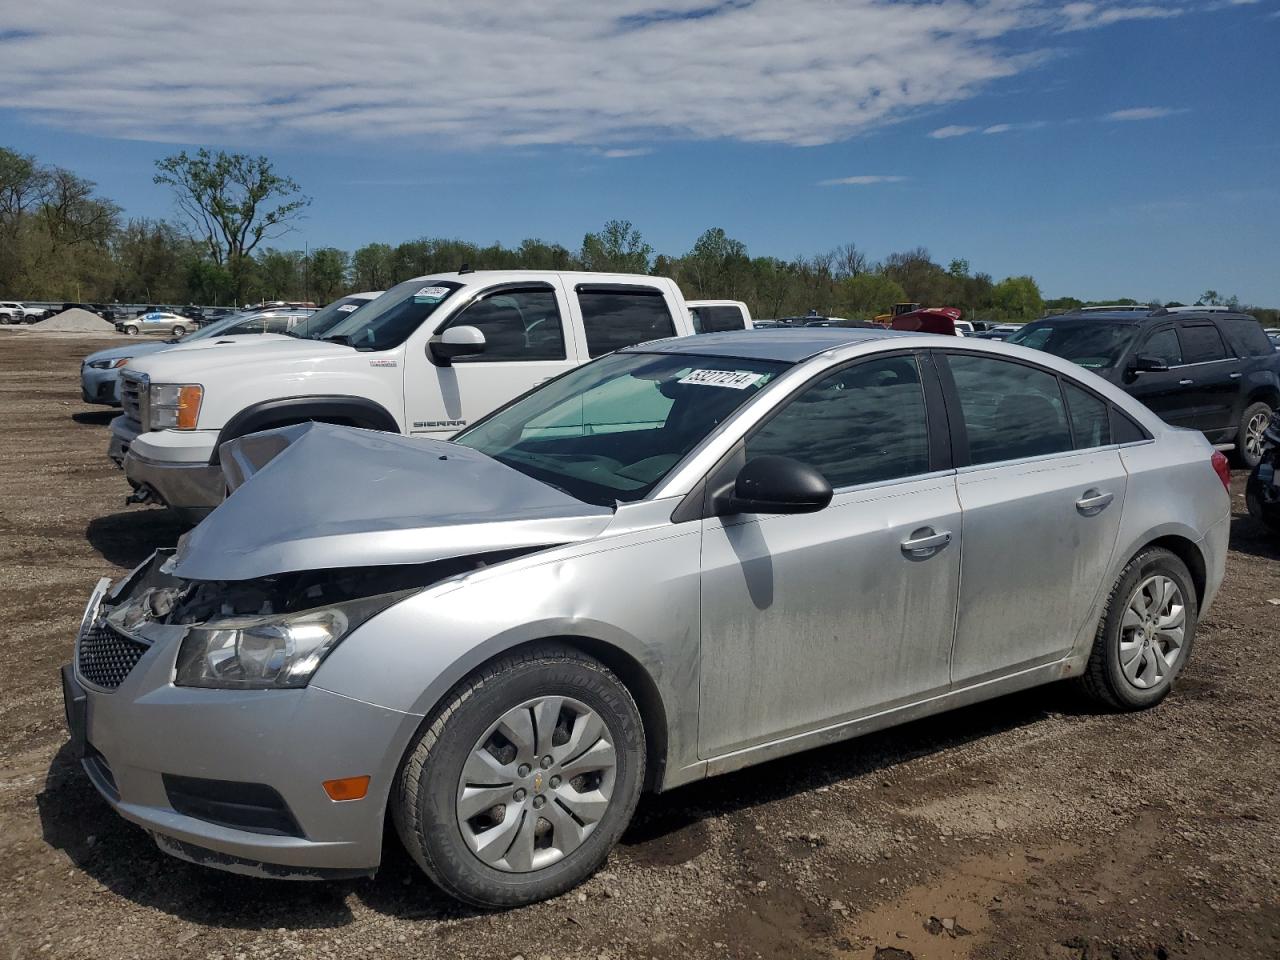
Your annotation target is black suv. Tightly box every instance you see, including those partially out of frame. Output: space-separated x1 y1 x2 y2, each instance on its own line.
1008 308 1279 467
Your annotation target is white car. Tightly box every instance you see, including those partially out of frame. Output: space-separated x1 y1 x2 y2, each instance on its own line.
117 311 196 337
0 301 33 323
109 271 710 522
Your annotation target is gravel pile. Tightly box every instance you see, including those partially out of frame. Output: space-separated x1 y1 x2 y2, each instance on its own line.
30 308 115 332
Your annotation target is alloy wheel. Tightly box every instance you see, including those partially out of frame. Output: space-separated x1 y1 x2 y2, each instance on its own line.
1246 411 1269 462
1118 575 1186 689
456 696 617 873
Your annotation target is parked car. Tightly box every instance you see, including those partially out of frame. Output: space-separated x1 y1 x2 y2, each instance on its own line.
81 299 376 407
64 329 1229 908
0 301 34 323
1246 410 1280 532
976 324 1021 341
109 272 707 522
686 299 752 333
116 311 197 337
1008 308 1279 466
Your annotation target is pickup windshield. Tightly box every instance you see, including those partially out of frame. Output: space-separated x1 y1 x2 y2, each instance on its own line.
1006 320 1136 370
322 279 461 351
454 352 788 506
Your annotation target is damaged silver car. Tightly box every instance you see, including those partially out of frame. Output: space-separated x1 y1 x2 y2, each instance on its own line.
62 329 1230 908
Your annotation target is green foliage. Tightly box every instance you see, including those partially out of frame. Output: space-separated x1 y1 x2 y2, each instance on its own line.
580 219 652 273
836 273 907 317
991 275 1044 321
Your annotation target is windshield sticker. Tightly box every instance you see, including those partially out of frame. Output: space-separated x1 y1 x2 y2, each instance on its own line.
337 303 360 312
413 286 450 304
678 369 766 390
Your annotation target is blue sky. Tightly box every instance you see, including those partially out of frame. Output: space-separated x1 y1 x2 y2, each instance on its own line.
1 0 1278 304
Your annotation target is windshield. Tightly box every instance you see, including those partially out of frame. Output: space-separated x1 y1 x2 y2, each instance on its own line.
177 312 260 342
1007 320 1136 370
322 278 461 351
454 352 788 506
288 296 377 340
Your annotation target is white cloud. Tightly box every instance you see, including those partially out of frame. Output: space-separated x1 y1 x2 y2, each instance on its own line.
1103 106 1186 121
818 175 909 186
592 148 654 159
983 123 1014 134
929 125 981 139
0 1 1204 149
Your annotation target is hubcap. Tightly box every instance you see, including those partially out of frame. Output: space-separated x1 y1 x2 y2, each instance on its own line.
456 696 616 873
1118 575 1186 690
1246 412 1269 460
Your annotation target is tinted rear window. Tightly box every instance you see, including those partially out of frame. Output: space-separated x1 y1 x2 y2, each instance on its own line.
577 288 677 357
1178 323 1228 364
1219 317 1271 357
690 305 746 334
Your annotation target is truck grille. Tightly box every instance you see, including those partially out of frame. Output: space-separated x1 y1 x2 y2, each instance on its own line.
77 620 150 690
119 373 148 426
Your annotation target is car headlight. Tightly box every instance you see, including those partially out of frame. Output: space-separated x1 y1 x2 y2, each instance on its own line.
174 593 403 689
149 383 203 430
88 356 131 370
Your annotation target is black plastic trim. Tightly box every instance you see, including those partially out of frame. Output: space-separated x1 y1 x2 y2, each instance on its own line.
212 396 400 464
163 774 305 838
573 282 666 296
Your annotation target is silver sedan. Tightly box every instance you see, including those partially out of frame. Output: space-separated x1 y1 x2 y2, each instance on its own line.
62 329 1229 908
118 311 194 336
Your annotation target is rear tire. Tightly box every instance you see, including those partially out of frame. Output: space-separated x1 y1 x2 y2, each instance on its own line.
123 324 138 336
172 325 186 336
1077 547 1197 711
393 645 645 909
1234 401 1272 469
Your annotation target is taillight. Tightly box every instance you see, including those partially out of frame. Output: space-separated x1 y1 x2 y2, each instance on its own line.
1211 450 1231 491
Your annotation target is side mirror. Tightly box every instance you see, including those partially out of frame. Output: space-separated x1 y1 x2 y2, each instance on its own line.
1130 354 1169 374
429 325 486 365
721 455 833 516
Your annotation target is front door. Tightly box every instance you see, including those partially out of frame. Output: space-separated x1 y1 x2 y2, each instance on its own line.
403 281 581 435
1124 325 1198 428
938 352 1128 684
698 353 960 758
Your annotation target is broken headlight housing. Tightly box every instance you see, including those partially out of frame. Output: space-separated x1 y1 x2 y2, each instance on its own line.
173 593 402 689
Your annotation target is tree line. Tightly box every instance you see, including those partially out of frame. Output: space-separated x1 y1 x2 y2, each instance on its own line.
2 146 1273 325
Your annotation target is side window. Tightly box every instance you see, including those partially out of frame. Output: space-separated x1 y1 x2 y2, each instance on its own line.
1140 327 1182 366
746 355 931 489
445 288 566 362
1177 323 1228 364
577 288 678 357
261 314 291 334
946 354 1073 464
226 317 266 335
690 305 746 334
1063 381 1111 449
1220 318 1271 357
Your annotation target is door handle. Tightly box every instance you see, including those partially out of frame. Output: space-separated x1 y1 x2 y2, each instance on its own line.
900 527 952 559
1230 372 1242 379
1075 489 1114 516
1178 379 1194 386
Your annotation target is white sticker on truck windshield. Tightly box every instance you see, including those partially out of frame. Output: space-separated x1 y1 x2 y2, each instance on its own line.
337 303 360 312
677 369 764 390
413 286 450 303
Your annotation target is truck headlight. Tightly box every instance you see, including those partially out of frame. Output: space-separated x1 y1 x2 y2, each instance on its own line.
149 383 203 430
174 593 403 689
88 356 131 370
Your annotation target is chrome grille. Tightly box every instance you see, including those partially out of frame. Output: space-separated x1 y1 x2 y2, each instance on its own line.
77 620 149 690
119 373 147 427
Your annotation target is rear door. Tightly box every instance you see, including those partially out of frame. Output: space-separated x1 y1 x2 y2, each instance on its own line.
1175 321 1237 435
938 351 1128 685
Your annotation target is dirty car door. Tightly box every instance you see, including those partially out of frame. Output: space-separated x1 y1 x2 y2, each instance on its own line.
697 353 960 759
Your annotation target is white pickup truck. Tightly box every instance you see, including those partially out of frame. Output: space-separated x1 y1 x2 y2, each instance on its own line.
109 270 751 521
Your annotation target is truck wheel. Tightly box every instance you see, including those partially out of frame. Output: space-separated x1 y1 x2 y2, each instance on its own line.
1076 547 1197 711
123 324 138 336
393 646 645 909
1235 401 1272 469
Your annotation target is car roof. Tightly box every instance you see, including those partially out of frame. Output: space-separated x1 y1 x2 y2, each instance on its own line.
628 327 912 363
1035 308 1255 324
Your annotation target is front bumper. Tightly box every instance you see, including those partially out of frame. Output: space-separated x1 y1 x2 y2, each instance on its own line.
62 560 422 877
112 422 224 521
80 366 122 406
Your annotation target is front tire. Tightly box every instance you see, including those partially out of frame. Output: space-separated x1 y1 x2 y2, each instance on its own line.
1077 547 1197 710
393 646 645 909
1234 401 1272 469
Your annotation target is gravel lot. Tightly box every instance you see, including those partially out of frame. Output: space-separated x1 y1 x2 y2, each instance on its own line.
1 332 1277 960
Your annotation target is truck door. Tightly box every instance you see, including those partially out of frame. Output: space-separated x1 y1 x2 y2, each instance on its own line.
403 280 580 436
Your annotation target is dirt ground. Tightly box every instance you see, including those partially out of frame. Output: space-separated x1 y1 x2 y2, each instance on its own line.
0 331 1276 960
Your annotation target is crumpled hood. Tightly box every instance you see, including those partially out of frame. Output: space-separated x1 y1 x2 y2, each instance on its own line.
170 422 614 581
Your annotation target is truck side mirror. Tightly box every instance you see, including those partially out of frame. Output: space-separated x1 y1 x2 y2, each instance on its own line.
429 325 486 365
